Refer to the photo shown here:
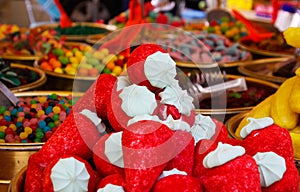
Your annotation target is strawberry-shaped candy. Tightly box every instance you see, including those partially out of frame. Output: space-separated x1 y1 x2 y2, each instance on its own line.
126 44 177 92
25 111 102 192
24 153 47 192
153 174 203 192
201 142 261 192
122 120 174 192
94 74 117 120
42 155 100 192
193 139 218 177
97 173 125 190
165 130 195 175
240 117 294 162
93 133 124 177
106 85 131 132
253 152 299 192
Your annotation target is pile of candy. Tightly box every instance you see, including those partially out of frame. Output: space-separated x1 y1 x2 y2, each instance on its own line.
0 93 76 143
39 44 128 77
184 17 248 42
156 32 250 64
0 24 20 40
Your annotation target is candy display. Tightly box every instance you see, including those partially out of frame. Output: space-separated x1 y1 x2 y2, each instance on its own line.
21 44 298 192
0 93 75 143
151 31 251 65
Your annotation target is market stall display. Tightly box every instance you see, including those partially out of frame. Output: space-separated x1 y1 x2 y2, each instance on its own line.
8 44 298 192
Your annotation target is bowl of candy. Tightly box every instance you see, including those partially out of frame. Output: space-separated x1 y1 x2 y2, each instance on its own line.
30 22 116 42
34 42 128 92
238 35 295 57
0 91 82 190
1 62 46 93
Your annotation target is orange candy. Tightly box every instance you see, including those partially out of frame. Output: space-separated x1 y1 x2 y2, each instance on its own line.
106 61 115 71
40 61 53 71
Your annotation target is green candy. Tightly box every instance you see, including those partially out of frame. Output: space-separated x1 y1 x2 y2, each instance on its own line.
50 93 58 100
52 114 59 121
0 132 5 139
52 48 64 56
36 131 44 139
58 56 70 65
48 122 55 128
0 106 6 114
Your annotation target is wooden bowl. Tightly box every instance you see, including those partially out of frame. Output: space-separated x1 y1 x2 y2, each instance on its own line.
0 91 83 190
9 63 47 93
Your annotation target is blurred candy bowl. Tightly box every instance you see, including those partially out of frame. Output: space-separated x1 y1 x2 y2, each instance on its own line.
30 22 117 42
2 63 46 93
0 91 83 191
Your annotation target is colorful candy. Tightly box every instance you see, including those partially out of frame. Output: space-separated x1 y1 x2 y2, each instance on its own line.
0 94 76 143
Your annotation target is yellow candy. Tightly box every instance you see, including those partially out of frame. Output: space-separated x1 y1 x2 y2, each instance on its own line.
24 127 33 134
0 139 5 143
37 110 45 117
3 111 10 116
9 124 17 131
52 106 61 114
54 67 64 74
65 67 76 75
20 132 28 139
283 27 300 48
65 51 73 58
70 57 79 64
31 103 37 109
0 126 7 132
17 116 24 122
38 96 47 103
112 66 122 76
